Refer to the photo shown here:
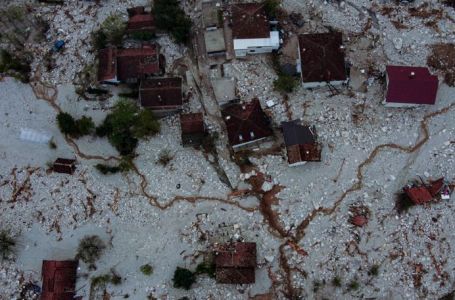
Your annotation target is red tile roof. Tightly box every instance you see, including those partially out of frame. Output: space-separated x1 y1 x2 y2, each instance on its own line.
214 242 256 284
385 66 438 105
97 48 117 82
117 46 160 81
127 13 155 33
180 113 205 134
404 186 433 205
139 77 183 109
41 260 78 300
221 99 273 147
298 32 347 83
231 3 270 39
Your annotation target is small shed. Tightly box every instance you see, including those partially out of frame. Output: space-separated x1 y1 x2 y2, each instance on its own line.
53 158 76 174
180 113 207 146
214 242 256 284
41 260 78 300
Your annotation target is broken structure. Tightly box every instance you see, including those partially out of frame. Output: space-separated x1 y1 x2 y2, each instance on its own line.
297 32 348 88
230 3 280 57
403 177 451 205
384 65 438 107
221 98 273 151
281 120 321 167
41 260 78 300
214 242 256 284
139 77 183 116
180 113 207 146
126 6 155 35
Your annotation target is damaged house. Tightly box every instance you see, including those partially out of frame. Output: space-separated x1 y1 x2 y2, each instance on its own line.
126 6 155 36
281 120 321 167
41 260 78 300
221 98 273 151
297 32 348 88
230 3 280 57
180 112 207 146
139 77 183 116
97 44 164 84
214 242 257 284
402 177 451 205
383 65 438 107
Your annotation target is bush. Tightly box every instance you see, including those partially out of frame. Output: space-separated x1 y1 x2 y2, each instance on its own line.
91 271 122 288
92 14 126 49
195 262 215 278
347 280 360 291
0 49 32 83
263 0 280 18
368 264 380 276
0 230 16 260
56 112 94 138
95 164 121 174
172 267 196 290
97 99 160 155
332 276 342 287
153 0 192 44
140 264 154 276
76 235 106 269
273 74 298 93
77 116 95 136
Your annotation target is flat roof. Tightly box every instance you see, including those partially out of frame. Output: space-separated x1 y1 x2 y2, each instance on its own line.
204 29 226 53
212 78 236 104
202 1 220 28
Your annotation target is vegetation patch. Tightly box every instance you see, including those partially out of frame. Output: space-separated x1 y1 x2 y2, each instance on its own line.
91 270 122 288
0 49 32 83
96 99 160 156
195 261 215 278
56 112 95 138
140 264 154 276
131 31 155 41
172 267 196 290
395 192 416 214
0 230 16 260
76 235 106 270
153 0 192 44
92 14 126 50
96 156 134 175
157 149 173 167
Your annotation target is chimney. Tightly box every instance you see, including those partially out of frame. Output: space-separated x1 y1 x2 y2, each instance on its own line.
409 72 416 79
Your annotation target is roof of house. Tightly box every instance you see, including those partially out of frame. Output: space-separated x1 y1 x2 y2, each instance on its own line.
385 65 438 105
116 46 160 81
97 48 117 82
127 13 155 32
204 28 226 53
214 242 256 284
282 120 321 163
298 32 347 83
180 113 205 134
231 3 270 40
404 186 433 205
139 77 183 109
221 98 273 147
41 260 78 300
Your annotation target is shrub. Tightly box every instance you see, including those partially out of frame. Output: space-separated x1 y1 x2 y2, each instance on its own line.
92 14 126 49
0 230 16 260
172 267 196 290
195 262 215 278
132 109 160 139
91 271 121 288
273 74 298 93
157 150 173 166
140 264 154 276
368 264 380 276
332 276 342 287
263 0 280 18
347 280 360 291
0 49 32 83
77 116 95 136
95 164 121 174
153 0 192 44
56 112 94 138
76 235 106 269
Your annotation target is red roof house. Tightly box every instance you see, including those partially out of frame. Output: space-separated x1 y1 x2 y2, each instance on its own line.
139 77 183 116
214 242 256 284
180 113 207 146
281 120 321 166
384 66 438 107
221 99 273 151
98 45 163 83
41 260 78 300
126 6 155 35
297 32 347 88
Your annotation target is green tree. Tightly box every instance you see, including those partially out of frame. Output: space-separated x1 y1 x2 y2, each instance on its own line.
77 116 95 136
93 14 126 49
173 267 196 290
263 0 280 18
76 235 106 270
57 112 78 136
273 74 298 93
132 109 160 139
153 0 192 44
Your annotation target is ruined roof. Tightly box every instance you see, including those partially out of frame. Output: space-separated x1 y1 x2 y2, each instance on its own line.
385 65 438 105
282 120 321 164
214 242 256 284
180 113 205 134
221 99 273 147
139 77 183 109
97 48 117 82
41 260 78 300
404 186 433 205
231 3 270 40
298 32 347 83
202 1 220 28
116 46 160 81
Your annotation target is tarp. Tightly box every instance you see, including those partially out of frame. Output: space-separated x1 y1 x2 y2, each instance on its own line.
19 128 52 144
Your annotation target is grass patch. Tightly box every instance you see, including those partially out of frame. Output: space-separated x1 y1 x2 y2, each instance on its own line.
140 264 154 276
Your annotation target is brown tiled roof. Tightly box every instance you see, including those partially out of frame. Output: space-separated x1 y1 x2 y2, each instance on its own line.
97 48 117 82
286 143 321 164
298 32 347 83
116 45 160 81
139 77 183 109
231 3 270 39
127 13 155 33
41 260 78 300
221 99 273 147
214 242 256 284
180 113 205 134
53 158 76 174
